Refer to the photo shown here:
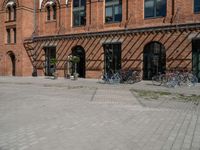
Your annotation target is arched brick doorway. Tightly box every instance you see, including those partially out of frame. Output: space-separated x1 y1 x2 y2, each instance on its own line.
7 51 16 76
192 39 200 82
72 46 86 78
143 42 166 80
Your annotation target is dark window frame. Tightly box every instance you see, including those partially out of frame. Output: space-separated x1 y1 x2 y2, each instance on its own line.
7 6 11 21
144 0 167 19
6 28 11 44
52 4 57 20
105 0 122 23
73 0 86 27
13 4 16 21
13 28 16 44
6 4 17 21
194 0 200 13
103 43 122 74
46 5 51 20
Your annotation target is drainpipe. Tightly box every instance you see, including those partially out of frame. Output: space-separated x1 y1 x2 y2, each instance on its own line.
32 0 37 77
126 0 128 21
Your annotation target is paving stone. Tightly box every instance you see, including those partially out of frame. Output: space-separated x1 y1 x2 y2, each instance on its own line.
0 77 200 150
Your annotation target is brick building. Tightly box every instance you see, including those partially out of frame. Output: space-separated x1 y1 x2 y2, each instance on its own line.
1 0 200 81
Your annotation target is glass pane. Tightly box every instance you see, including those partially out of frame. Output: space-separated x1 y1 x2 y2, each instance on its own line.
194 0 200 12
73 11 80 26
7 29 11 43
13 5 16 20
80 11 86 25
114 5 122 22
156 0 166 17
106 0 113 2
143 42 166 80
81 0 86 6
73 0 79 7
53 5 57 20
47 6 50 20
113 44 121 72
105 6 113 22
145 0 154 18
192 40 200 81
14 28 16 43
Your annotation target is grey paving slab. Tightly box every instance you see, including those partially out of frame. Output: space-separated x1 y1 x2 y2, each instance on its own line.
0 77 200 150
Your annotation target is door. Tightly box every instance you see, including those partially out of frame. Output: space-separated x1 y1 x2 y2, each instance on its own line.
44 47 56 76
143 42 166 80
72 46 86 78
192 39 200 82
104 43 121 75
7 51 16 76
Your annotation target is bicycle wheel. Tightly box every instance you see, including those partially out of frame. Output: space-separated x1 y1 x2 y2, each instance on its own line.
187 74 198 86
166 80 177 88
152 75 162 86
127 76 134 84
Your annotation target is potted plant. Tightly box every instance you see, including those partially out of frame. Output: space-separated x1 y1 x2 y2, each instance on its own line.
50 58 58 79
68 55 80 80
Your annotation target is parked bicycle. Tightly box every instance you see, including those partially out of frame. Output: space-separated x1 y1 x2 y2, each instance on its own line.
98 69 141 84
120 69 141 84
152 71 198 88
98 72 121 84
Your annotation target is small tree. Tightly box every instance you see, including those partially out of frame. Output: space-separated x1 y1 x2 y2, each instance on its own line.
68 55 80 76
50 58 57 78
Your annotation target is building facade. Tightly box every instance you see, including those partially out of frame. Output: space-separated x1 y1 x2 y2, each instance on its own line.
0 0 34 76
1 0 200 81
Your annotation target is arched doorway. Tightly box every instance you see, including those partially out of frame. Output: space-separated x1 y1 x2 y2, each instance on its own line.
192 39 200 82
72 46 86 78
143 42 166 80
103 43 121 75
44 47 56 76
7 51 16 76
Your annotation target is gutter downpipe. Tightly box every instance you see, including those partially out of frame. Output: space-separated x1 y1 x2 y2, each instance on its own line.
32 0 38 77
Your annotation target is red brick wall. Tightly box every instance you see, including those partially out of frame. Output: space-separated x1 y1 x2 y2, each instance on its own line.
32 28 198 78
0 0 34 76
36 0 200 36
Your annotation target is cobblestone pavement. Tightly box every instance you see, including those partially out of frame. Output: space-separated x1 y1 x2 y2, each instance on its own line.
0 77 200 150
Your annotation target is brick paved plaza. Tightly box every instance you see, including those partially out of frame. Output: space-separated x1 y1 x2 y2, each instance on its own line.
0 77 200 150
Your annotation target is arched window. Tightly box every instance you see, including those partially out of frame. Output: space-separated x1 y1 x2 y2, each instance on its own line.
6 1 17 21
13 4 16 20
45 1 57 21
194 0 200 13
105 0 122 23
73 0 86 26
144 0 166 18
46 5 51 20
6 28 11 44
143 42 166 80
7 6 11 21
52 4 57 20
7 51 16 76
13 28 16 43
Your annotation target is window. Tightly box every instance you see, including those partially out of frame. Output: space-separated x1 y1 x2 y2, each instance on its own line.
73 0 86 26
52 4 57 20
7 6 11 21
46 6 51 20
105 0 122 23
194 0 200 13
46 2 57 21
104 43 121 74
6 3 17 21
13 4 16 20
6 29 11 44
144 0 166 18
13 28 16 43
